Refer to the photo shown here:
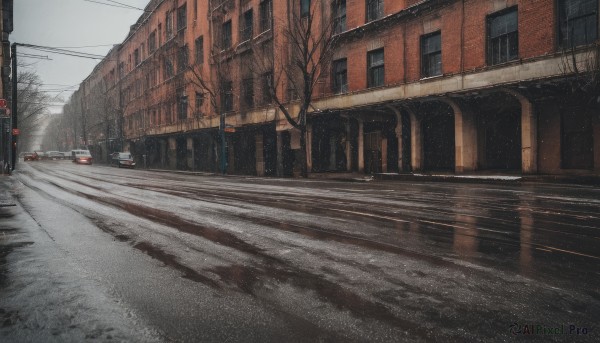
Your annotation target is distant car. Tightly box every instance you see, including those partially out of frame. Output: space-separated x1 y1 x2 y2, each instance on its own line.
23 152 38 161
46 151 63 160
72 150 93 165
35 151 47 160
111 152 135 168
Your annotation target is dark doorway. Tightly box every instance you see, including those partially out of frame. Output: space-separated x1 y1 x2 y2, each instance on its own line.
232 131 256 175
561 107 593 169
477 93 521 171
422 103 455 171
176 137 187 170
263 125 277 176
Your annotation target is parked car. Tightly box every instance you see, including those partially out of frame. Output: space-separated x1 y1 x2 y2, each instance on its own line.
35 151 47 160
111 152 135 168
71 150 93 165
46 151 63 160
23 152 38 161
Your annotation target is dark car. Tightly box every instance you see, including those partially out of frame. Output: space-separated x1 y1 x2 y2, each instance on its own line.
111 152 135 168
23 152 38 161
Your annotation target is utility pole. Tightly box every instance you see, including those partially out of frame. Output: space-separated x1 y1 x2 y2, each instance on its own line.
10 42 16 170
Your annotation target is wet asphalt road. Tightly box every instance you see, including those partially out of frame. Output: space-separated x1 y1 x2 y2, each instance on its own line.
1 160 599 342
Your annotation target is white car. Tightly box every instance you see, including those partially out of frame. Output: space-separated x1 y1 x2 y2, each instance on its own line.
71 150 93 165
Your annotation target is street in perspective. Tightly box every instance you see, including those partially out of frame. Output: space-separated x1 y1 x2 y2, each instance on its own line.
2 0 600 342
1 161 599 342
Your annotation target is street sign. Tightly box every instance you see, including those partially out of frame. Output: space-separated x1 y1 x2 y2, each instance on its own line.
0 107 9 118
0 99 6 108
12 128 20 135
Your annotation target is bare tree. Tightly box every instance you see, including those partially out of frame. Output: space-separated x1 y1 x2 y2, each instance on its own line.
186 1 239 174
16 68 53 151
251 0 337 177
559 41 600 108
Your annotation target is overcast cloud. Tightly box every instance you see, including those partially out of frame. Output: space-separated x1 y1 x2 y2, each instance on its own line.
12 0 150 113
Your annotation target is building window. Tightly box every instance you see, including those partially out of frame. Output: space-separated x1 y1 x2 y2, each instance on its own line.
178 93 188 120
421 31 442 78
261 71 273 104
558 0 598 48
487 8 518 65
134 48 140 66
366 0 383 22
177 45 189 73
367 49 384 88
222 20 232 49
333 0 346 34
241 9 254 41
332 58 348 94
195 36 204 64
164 57 174 79
260 0 273 32
166 11 173 39
301 0 311 17
148 30 156 52
177 4 187 31
222 81 233 112
242 78 254 107
196 92 204 115
158 24 162 45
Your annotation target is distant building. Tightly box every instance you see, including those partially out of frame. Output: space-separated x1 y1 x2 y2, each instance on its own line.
75 0 600 176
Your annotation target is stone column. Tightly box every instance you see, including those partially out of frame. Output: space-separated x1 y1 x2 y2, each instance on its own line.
276 131 283 177
521 99 537 174
255 132 265 177
381 138 388 173
358 119 364 173
388 106 404 173
227 135 234 173
408 111 423 172
187 137 194 171
167 137 177 169
345 119 352 171
306 123 313 173
504 89 537 174
444 98 477 173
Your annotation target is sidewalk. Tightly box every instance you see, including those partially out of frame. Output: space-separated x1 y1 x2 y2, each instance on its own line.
374 172 600 186
144 167 599 186
0 176 16 208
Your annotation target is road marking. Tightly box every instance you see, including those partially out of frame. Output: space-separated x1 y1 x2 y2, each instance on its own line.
328 208 409 223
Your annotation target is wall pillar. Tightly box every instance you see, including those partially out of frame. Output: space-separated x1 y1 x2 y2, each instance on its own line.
276 131 283 177
407 109 423 172
358 119 364 173
504 89 537 174
167 137 176 169
388 106 404 173
256 132 265 176
381 138 388 173
227 135 234 173
443 98 478 174
345 119 352 171
187 137 194 171
306 122 313 173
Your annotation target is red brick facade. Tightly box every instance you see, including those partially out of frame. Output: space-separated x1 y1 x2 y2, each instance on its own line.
72 0 600 176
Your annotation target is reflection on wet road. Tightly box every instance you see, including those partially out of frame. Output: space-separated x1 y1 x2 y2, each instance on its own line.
3 161 600 341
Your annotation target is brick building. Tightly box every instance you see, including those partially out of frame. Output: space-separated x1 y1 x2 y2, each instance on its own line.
74 0 600 176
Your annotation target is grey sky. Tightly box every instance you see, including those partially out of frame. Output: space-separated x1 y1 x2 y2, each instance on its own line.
12 0 150 113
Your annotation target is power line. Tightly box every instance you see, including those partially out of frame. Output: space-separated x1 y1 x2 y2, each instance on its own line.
82 0 144 11
48 44 117 49
105 0 144 11
17 43 106 60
